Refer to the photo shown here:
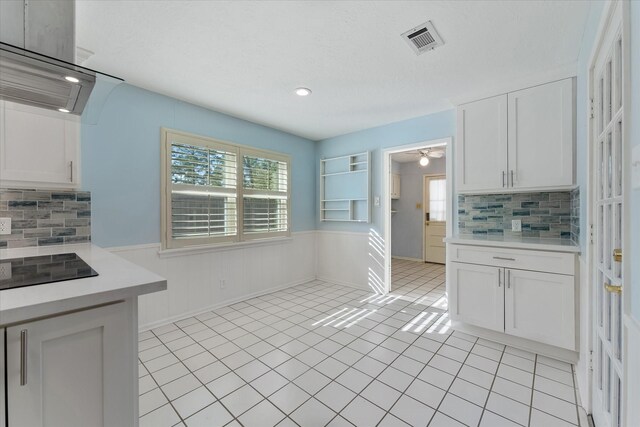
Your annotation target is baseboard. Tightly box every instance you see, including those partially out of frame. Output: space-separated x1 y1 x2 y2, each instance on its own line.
452 321 579 363
315 275 371 293
392 256 423 262
139 276 316 332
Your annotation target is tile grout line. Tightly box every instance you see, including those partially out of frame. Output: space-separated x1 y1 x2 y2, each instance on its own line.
477 344 507 427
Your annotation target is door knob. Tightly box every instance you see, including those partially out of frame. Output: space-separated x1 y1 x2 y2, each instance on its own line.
613 249 622 263
604 283 622 295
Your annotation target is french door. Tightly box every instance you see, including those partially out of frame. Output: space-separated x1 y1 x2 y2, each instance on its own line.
591 2 625 426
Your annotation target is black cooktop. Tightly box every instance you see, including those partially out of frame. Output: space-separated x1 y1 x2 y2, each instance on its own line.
0 253 98 291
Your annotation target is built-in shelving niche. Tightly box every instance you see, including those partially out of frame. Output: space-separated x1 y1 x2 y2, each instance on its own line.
320 152 370 223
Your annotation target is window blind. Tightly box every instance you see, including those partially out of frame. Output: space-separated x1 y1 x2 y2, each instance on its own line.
162 129 291 249
242 154 288 235
170 142 237 240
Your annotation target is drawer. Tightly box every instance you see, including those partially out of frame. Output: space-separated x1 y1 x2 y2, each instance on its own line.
447 244 575 275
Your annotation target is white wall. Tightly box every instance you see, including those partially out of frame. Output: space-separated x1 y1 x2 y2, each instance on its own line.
110 232 316 330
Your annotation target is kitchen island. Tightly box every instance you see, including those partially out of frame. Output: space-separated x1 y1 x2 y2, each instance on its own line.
0 243 167 427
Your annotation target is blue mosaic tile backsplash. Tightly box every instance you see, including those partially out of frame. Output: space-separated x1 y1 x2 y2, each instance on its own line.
0 189 91 249
458 190 580 243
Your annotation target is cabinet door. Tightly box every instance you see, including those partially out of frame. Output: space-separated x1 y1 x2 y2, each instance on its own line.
0 101 79 188
505 269 575 350
391 174 400 199
456 95 508 192
6 301 136 427
507 78 574 189
448 262 504 332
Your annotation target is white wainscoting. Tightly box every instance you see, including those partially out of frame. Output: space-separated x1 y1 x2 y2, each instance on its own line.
316 230 386 294
625 314 640 427
109 231 316 331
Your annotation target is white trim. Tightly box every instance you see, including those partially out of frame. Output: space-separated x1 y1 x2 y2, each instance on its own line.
139 277 316 332
382 137 453 295
391 256 423 263
105 231 316 258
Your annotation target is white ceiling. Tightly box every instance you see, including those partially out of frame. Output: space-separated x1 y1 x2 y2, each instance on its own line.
76 1 592 141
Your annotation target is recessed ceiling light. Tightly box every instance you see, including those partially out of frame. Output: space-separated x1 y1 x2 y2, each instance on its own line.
295 87 312 97
58 108 70 113
64 76 80 83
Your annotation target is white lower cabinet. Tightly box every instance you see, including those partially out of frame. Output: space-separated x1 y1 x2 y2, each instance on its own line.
447 243 577 352
5 301 136 427
449 262 504 332
505 269 575 349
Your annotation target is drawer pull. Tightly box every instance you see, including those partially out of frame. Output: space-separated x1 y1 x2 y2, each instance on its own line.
20 329 27 386
493 256 516 261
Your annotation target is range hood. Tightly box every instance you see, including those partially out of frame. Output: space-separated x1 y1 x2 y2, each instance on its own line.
0 42 121 115
0 0 122 116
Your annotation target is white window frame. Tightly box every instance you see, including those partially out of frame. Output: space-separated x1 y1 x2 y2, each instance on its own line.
161 128 291 250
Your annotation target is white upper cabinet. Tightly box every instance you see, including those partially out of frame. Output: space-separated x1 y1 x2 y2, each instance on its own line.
0 100 79 189
456 78 575 193
508 79 575 189
456 95 508 193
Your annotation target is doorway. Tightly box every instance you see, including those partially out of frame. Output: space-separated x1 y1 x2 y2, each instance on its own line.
382 138 452 295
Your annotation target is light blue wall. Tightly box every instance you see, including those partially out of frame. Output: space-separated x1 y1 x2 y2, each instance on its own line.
316 110 456 237
630 0 640 321
81 83 316 248
391 158 446 259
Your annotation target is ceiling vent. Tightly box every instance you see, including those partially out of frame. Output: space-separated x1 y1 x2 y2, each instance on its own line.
401 21 443 55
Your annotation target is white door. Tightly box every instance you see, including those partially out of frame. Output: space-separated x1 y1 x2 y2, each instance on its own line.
456 95 508 192
449 262 504 332
507 78 574 190
424 175 446 263
6 302 136 427
0 100 78 187
591 3 625 426
504 268 575 350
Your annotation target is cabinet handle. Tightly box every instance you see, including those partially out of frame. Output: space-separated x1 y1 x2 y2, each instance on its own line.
20 329 27 386
493 256 516 261
498 269 502 287
69 161 73 182
510 170 515 187
507 270 511 289
502 171 506 187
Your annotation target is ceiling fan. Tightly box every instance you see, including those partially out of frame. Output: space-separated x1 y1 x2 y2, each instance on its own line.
418 148 445 166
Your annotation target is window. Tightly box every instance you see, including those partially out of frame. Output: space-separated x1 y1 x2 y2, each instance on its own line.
161 129 290 249
427 176 446 221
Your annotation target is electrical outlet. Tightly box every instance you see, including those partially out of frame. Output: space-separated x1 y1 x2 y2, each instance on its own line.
512 219 522 232
220 279 226 289
374 196 380 207
0 263 11 281
0 217 11 235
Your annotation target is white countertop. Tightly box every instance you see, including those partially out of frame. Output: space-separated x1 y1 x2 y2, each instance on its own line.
0 243 167 326
445 234 581 253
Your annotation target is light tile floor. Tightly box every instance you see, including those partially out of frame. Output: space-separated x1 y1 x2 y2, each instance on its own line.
139 260 582 427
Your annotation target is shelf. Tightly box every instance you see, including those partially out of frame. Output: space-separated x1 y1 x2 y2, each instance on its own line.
321 170 367 177
321 198 367 202
320 151 370 223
